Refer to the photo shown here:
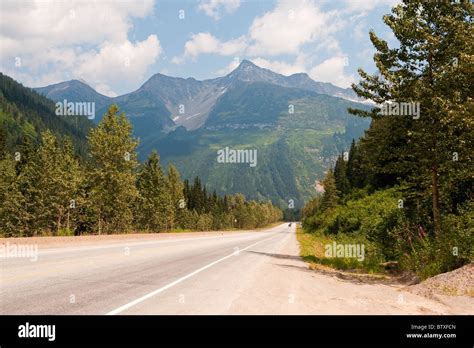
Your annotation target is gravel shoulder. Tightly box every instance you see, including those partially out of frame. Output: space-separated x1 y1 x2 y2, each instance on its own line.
227 227 472 314
404 263 473 314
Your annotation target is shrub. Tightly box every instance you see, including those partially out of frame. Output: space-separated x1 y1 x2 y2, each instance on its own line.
392 201 473 279
195 213 213 231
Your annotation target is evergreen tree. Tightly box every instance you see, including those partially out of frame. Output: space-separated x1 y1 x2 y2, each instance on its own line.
22 131 81 235
87 105 138 233
188 177 208 213
349 0 473 233
167 164 185 229
0 154 29 236
0 124 7 158
334 153 350 197
210 190 218 213
136 151 173 231
62 137 84 233
321 170 338 211
0 104 283 236
346 139 368 189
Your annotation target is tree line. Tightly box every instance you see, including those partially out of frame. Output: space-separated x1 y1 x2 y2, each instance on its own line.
302 1 473 278
0 105 282 237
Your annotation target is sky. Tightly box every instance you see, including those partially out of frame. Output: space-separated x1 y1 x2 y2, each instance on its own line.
0 0 400 97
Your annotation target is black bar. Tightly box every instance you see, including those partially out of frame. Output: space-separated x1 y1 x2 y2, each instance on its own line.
0 315 471 347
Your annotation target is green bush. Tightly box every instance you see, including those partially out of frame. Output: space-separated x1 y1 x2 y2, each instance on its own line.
304 187 472 278
302 188 404 273
56 228 75 236
392 201 474 279
195 213 213 231
299 230 384 273
309 188 404 257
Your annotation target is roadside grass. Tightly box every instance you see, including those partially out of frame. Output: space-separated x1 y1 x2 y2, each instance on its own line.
296 225 384 274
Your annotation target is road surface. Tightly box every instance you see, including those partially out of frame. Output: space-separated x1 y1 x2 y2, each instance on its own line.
0 223 465 314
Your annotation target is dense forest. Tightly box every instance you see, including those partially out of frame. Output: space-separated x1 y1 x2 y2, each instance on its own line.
0 73 93 158
301 1 473 279
0 103 282 237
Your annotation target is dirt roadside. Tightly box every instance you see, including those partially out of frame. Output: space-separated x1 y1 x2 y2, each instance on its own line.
227 228 473 314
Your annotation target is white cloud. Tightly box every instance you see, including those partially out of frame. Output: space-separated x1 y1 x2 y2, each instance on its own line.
0 69 66 91
216 58 241 75
198 0 240 20
172 33 246 63
309 56 355 88
247 0 343 56
0 0 154 55
175 0 346 64
352 20 368 41
250 56 306 76
94 83 118 98
0 0 159 95
357 48 374 61
76 35 161 95
343 0 400 14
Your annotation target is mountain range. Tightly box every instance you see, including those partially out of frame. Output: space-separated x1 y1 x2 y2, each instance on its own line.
35 60 361 130
33 60 371 209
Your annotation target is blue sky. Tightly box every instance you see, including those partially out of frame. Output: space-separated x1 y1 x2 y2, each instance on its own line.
0 0 399 96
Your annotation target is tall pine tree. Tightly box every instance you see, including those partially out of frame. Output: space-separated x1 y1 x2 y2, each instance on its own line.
22 131 81 235
321 170 338 211
349 0 473 234
136 151 173 232
167 164 185 229
334 153 350 197
88 105 138 233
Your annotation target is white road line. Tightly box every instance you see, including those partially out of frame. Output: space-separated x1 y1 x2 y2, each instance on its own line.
106 233 280 315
